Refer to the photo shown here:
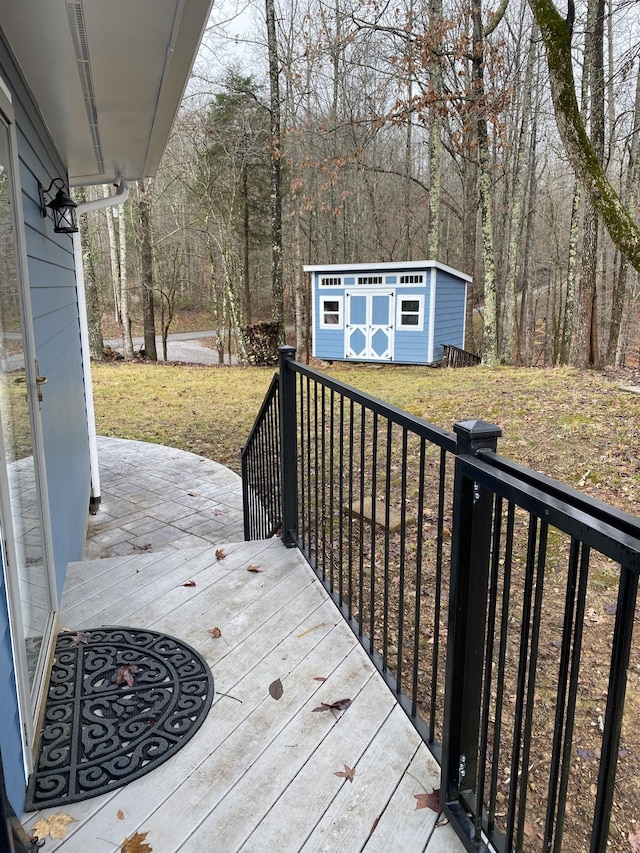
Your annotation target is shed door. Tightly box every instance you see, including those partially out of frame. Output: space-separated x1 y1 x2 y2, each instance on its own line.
345 290 394 360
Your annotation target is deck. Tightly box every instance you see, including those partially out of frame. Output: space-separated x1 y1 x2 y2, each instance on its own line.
23 438 465 852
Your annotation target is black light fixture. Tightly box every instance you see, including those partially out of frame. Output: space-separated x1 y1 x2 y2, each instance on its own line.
38 178 78 234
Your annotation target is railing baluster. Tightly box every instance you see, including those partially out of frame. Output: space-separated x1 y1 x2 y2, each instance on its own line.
382 420 392 672
369 411 378 654
397 428 408 698
411 438 426 718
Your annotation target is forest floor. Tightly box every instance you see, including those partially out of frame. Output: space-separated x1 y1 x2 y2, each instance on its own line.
90 357 640 852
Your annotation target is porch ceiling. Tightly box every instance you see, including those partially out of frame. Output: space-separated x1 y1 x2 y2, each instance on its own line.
1 0 212 186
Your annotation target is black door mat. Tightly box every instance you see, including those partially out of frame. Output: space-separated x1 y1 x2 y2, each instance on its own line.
26 627 214 810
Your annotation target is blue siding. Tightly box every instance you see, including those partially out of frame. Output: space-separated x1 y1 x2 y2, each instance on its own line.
433 272 466 361
0 35 91 815
10 66 91 595
0 572 26 813
393 284 431 364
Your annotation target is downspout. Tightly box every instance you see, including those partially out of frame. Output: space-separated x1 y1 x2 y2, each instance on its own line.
73 179 130 514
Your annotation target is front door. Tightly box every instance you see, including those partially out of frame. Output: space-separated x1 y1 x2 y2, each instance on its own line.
345 290 394 360
0 83 57 754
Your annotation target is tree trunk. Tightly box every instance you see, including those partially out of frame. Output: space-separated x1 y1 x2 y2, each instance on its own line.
118 203 134 359
502 21 538 363
77 186 104 360
529 0 640 273
137 179 157 360
265 0 284 341
472 2 499 366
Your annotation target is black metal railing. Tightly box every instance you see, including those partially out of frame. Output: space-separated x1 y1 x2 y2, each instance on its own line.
242 346 640 853
242 373 281 539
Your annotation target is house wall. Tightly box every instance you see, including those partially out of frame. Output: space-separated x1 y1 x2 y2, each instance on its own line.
0 33 91 815
1 40 91 595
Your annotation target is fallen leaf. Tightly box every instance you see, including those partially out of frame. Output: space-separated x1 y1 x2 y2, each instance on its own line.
312 697 352 713
414 790 440 812
313 676 327 682
132 543 153 551
215 548 226 560
117 809 125 820
629 831 640 853
577 747 596 760
208 627 222 638
114 664 142 687
334 764 356 782
247 564 262 573
33 813 76 840
269 678 284 700
69 632 90 646
182 580 196 587
605 602 617 615
121 830 153 853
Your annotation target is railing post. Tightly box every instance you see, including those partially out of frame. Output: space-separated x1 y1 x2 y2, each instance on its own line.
442 419 501 842
279 345 298 547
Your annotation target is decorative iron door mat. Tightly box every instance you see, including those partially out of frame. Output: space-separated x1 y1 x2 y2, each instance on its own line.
26 627 214 810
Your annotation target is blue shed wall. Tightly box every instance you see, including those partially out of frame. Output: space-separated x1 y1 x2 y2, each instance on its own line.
393 283 431 364
433 271 467 362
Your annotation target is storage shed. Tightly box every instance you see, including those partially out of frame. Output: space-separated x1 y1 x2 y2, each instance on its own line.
305 260 471 365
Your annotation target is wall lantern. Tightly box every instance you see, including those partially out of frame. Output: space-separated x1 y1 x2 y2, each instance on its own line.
38 178 78 234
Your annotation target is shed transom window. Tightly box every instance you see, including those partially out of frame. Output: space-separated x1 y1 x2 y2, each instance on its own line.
320 296 343 328
397 297 424 330
320 276 342 287
400 274 424 284
357 275 383 285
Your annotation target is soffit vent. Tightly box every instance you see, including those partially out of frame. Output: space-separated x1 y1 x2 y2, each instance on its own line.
66 0 104 174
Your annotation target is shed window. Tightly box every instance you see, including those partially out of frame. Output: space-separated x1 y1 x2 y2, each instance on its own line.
320 276 342 287
397 297 424 330
357 275 382 285
320 296 343 328
400 274 424 284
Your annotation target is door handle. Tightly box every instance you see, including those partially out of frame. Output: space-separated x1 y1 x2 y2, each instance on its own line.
12 361 47 402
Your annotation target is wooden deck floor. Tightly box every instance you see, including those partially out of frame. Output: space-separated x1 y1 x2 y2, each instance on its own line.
22 440 465 852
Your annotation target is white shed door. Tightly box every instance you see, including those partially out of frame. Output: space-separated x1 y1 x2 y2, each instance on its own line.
345 290 394 360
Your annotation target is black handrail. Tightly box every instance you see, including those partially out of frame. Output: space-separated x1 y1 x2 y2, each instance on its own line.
242 347 640 853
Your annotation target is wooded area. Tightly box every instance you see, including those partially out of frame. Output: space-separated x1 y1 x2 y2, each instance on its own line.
80 0 640 369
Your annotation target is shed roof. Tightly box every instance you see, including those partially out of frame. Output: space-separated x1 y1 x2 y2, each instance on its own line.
1 0 212 186
303 260 472 282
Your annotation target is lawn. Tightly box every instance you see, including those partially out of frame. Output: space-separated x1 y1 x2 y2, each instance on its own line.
91 360 640 518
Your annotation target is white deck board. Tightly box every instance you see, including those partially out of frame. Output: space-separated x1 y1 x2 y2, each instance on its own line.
24 531 465 851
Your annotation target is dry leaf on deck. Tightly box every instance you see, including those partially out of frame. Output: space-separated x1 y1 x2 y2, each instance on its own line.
334 764 356 782
312 676 326 682
182 580 196 587
33 813 76 840
114 664 142 687
215 548 226 560
208 627 222 639
312 697 352 713
414 790 440 812
269 678 284 700
117 809 125 820
247 564 262 573
120 830 153 853
132 543 152 552
69 632 90 646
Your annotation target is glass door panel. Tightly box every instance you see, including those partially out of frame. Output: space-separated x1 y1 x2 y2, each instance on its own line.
0 111 54 695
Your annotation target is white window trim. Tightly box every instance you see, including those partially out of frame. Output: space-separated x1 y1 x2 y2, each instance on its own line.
319 295 343 329
397 295 424 331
